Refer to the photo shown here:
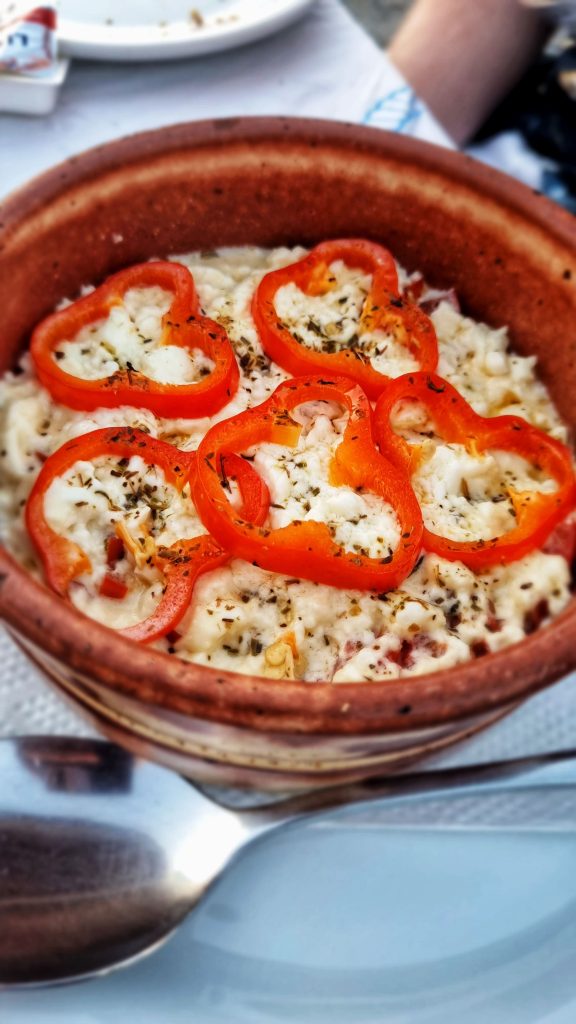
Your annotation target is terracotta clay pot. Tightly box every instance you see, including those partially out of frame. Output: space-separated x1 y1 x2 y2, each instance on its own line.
1 117 576 789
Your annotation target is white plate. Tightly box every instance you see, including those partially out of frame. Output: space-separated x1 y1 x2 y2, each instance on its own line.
57 0 317 61
6 769 576 1021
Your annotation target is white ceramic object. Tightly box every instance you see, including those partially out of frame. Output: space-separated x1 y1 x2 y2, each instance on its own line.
56 0 317 61
0 59 69 115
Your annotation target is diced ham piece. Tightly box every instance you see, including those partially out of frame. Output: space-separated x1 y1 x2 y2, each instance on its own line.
402 273 460 314
543 511 576 563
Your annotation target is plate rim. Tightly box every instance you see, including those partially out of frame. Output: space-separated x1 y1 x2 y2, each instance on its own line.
57 0 317 60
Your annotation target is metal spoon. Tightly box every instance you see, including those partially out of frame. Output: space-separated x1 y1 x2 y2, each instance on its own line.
2 736 576 987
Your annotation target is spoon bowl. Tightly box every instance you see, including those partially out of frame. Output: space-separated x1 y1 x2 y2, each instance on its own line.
0 738 244 984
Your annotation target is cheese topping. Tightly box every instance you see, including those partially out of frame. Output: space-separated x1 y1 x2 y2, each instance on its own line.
54 286 214 385
434 303 566 438
43 454 204 629
275 260 420 378
252 409 400 560
0 246 572 682
412 442 557 541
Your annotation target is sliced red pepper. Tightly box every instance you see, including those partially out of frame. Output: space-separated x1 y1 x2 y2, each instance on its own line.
25 427 269 643
215 452 271 528
25 426 193 596
30 261 239 417
120 535 229 644
252 239 438 400
193 375 423 591
121 455 268 643
99 573 129 600
374 371 576 569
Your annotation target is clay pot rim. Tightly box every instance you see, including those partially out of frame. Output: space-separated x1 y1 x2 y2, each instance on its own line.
1 115 575 736
3 115 576 250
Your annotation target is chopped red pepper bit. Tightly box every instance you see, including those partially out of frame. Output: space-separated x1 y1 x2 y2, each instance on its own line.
105 535 125 569
30 261 239 417
193 375 423 591
374 371 576 569
543 510 576 563
252 239 438 400
99 573 129 600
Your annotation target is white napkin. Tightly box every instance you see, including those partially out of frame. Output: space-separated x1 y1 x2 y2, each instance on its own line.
1 0 451 195
1 0 574 768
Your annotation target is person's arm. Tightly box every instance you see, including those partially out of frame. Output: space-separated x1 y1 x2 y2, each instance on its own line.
388 0 550 144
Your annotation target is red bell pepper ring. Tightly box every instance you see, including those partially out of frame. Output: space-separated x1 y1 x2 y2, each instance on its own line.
121 535 229 644
30 261 239 417
25 428 270 644
193 375 423 591
252 239 438 400
214 451 271 529
25 426 193 596
374 371 576 570
123 453 269 643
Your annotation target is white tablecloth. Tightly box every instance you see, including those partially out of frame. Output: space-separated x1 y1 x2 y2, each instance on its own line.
1 0 575 767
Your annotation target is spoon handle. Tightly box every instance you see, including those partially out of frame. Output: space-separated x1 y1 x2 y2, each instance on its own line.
243 747 576 832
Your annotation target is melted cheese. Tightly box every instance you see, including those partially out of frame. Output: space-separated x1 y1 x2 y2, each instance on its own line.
0 246 572 682
55 286 214 385
275 260 420 378
43 454 204 629
252 411 400 560
412 442 557 541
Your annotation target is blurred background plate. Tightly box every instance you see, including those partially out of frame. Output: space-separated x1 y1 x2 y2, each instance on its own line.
56 0 317 61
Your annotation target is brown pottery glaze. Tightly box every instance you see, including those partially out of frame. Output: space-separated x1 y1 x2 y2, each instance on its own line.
1 118 576 788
